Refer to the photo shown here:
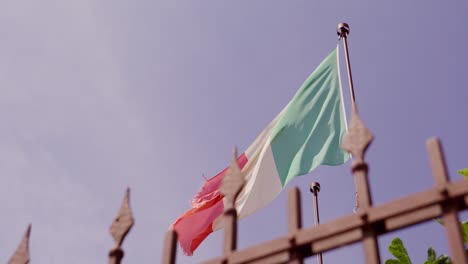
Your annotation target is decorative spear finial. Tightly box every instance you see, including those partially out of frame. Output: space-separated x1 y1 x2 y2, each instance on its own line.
342 108 374 165
109 188 134 264
219 147 245 255
220 147 245 210
8 224 31 264
336 22 373 165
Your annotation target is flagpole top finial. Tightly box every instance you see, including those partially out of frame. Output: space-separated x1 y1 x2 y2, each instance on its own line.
337 22 350 37
310 182 321 195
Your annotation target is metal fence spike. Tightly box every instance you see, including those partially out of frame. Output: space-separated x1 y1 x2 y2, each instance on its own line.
220 147 245 210
110 188 134 246
342 106 374 164
8 224 31 264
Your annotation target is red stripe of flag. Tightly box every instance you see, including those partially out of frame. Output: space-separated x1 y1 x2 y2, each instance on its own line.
171 153 248 255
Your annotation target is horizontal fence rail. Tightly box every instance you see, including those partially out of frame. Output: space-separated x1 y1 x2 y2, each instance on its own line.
200 175 468 264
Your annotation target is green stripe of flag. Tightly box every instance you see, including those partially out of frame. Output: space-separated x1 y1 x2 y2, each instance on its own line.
269 48 349 186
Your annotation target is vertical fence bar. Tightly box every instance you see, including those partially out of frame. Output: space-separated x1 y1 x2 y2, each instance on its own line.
426 138 467 264
109 246 124 264
342 106 380 264
109 188 135 264
288 187 302 235
219 147 245 260
288 187 303 264
8 224 31 264
223 208 238 255
162 230 178 264
354 163 380 264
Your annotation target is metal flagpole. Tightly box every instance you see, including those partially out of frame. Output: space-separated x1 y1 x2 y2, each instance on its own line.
337 22 361 212
310 182 323 264
337 22 356 109
337 23 380 262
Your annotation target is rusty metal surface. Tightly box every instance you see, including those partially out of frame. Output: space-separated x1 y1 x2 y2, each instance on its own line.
342 107 374 166
441 212 467 264
362 235 380 264
336 71 380 262
296 213 363 244
162 230 177 264
219 147 245 256
384 204 442 231
426 138 468 264
427 138 450 186
224 237 290 264
223 208 238 255
8 225 31 264
288 187 302 234
109 188 134 264
220 147 245 211
247 252 289 264
352 168 374 210
202 177 468 263
312 228 363 253
199 136 468 264
288 187 303 264
110 188 134 246
108 247 124 264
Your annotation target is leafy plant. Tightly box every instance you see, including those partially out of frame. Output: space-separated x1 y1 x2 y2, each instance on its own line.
423 247 451 264
385 238 412 264
457 168 468 178
385 169 468 263
385 238 452 264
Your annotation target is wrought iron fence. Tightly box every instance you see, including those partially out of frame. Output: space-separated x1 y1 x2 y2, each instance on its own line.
6 71 468 264
160 106 468 264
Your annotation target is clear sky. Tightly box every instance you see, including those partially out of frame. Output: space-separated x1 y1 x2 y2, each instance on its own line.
1 1 467 263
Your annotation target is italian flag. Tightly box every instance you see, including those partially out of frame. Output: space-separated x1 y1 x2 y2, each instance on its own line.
171 47 350 255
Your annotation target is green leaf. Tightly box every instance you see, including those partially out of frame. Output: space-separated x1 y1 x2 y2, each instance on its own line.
424 247 452 264
457 168 468 178
427 247 436 262
386 238 412 264
461 221 468 244
434 254 452 264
